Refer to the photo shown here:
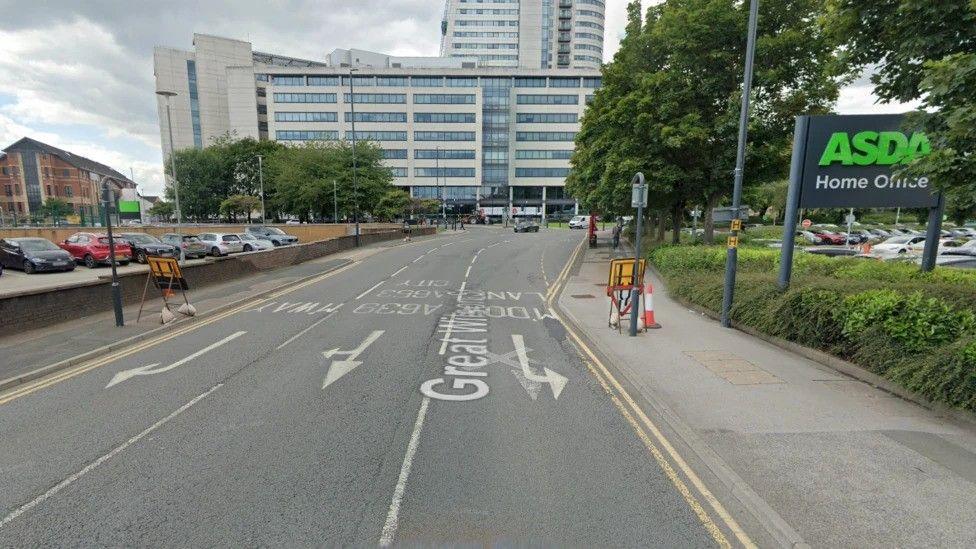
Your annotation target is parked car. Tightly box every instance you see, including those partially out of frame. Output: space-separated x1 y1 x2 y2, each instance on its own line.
948 228 976 238
160 233 209 259
58 232 131 268
941 240 976 256
811 230 848 245
0 237 75 273
118 233 179 264
514 219 540 233
846 229 874 243
868 228 891 238
197 232 245 256
238 232 274 252
568 215 591 229
245 226 298 246
871 235 926 256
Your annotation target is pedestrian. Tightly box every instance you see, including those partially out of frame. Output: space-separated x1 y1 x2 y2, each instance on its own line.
612 221 622 249
460 216 465 231
403 219 411 242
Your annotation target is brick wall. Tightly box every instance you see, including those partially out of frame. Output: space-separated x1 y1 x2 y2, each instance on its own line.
0 228 433 335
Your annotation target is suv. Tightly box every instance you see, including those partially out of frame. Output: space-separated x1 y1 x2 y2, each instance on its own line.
245 226 299 246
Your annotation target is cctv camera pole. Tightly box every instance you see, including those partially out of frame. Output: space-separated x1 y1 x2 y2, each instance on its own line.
720 0 759 328
630 173 646 337
101 179 124 327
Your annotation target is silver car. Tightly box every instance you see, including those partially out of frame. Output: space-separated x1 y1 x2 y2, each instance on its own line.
237 233 274 252
197 232 245 256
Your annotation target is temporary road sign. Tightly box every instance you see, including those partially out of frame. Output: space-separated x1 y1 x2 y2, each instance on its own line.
801 219 812 228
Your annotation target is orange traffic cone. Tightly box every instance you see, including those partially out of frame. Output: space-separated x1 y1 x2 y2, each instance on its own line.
643 284 662 329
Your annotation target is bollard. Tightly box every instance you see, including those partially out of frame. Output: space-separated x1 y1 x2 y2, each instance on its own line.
643 284 662 329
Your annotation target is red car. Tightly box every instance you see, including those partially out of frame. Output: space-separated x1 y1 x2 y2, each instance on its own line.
58 232 132 268
811 230 847 245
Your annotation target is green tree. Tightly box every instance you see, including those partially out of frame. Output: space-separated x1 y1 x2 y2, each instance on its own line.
825 0 976 201
40 198 73 225
219 194 262 223
164 147 227 221
374 189 412 221
148 201 175 221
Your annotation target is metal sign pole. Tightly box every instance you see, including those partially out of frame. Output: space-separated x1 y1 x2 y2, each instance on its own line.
629 172 645 337
778 116 808 290
920 193 946 271
101 179 124 327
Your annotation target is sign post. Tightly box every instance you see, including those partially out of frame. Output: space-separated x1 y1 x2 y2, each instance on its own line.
779 114 940 289
101 180 124 327
629 172 647 337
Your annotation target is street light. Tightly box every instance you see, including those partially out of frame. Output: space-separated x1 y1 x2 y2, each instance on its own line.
155 90 183 260
255 154 266 225
100 175 124 327
347 68 361 247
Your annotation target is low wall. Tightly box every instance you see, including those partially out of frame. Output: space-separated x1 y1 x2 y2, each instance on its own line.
0 223 400 245
0 228 433 335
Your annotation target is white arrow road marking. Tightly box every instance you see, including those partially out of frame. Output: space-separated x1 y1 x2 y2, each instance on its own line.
322 330 385 388
106 331 246 388
511 334 568 400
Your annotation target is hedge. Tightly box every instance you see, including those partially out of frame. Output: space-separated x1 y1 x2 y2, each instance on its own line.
650 245 976 412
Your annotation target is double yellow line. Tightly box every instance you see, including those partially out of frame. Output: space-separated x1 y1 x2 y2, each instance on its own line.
0 261 358 406
547 238 755 549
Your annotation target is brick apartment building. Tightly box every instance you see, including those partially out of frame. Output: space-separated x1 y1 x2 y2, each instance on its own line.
0 137 137 223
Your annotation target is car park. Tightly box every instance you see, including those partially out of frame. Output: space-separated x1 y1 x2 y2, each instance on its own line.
869 228 891 238
58 232 132 268
118 233 179 264
197 233 245 256
796 230 822 244
941 240 976 256
238 232 274 252
513 219 540 233
0 237 75 274
811 229 847 245
245 226 298 246
870 235 926 256
568 215 591 229
160 233 209 259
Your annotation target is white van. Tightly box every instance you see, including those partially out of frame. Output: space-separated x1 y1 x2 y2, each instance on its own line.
568 215 591 229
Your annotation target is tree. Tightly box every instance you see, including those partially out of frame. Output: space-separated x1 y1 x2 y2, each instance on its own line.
164 147 227 221
825 0 976 203
148 201 175 221
40 198 73 225
375 189 412 221
219 194 262 223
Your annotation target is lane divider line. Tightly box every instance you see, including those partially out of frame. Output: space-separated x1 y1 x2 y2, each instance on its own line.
546 237 754 549
391 266 408 277
276 310 341 350
378 395 431 547
0 382 223 530
356 280 385 300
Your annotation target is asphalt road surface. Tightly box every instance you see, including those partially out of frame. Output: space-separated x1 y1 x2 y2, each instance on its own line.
0 227 732 547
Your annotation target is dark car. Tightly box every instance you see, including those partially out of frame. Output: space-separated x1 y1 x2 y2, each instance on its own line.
245 226 298 246
160 233 209 259
0 237 76 274
118 233 179 264
514 219 540 233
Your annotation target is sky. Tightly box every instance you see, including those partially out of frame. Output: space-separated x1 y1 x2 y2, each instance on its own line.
0 0 912 197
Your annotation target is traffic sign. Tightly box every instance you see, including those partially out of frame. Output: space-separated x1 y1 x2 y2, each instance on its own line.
631 184 647 208
801 219 812 228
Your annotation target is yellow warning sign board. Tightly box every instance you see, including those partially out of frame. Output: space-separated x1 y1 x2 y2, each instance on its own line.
727 236 739 249
147 257 188 290
731 219 742 231
607 258 645 288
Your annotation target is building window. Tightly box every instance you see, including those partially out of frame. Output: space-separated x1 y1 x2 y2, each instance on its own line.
445 77 478 87
516 168 571 177
415 167 477 178
344 112 407 123
414 131 477 141
516 131 577 141
186 59 203 148
257 104 268 114
514 77 547 87
414 112 476 123
345 131 408 141
516 94 579 105
576 32 603 41
257 88 267 97
64 186 74 197
455 20 519 27
0 167 7 175
275 130 339 140
307 76 340 86
411 76 445 87
585 94 595 104
574 54 602 64
272 75 305 86
46 185 52 195
577 9 602 17
582 77 602 88
255 74 270 82
515 149 574 159
413 94 476 104
459 8 519 14
389 167 408 177
516 113 578 123
549 77 581 88
343 93 406 104
274 93 337 103
513 186 544 199
577 0 604 6
574 43 603 53
453 43 518 50
577 20 604 30
376 76 408 87
61 169 71 177
382 149 409 159
275 111 338 122
415 149 477 159
411 186 479 200
341 76 376 87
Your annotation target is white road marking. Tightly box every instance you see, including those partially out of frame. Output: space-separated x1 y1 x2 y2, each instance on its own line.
356 280 386 300
412 256 423 263
477 248 486 254
390 266 408 277
438 280 468 355
441 242 454 247
378 395 431 547
0 383 223 530
464 265 472 278
470 256 478 265
276 309 341 350
322 330 385 388
106 332 246 388
486 242 499 248
512 334 568 399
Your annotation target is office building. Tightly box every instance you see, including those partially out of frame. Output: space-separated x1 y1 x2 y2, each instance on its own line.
0 137 136 223
440 0 606 69
155 33 603 219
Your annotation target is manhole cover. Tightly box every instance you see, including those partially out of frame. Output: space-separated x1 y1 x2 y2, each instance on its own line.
571 294 596 299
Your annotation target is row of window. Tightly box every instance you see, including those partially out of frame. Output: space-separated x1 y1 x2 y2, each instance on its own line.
515 149 574 159
574 54 602 63
454 20 518 27
575 32 603 41
276 130 577 143
577 0 605 6
270 75 601 90
515 168 571 177
275 111 338 122
516 112 578 123
460 0 517 3
276 111 480 124
458 8 518 14
577 9 602 18
415 167 477 177
516 94 579 105
414 112 477 123
453 42 518 49
453 31 518 38
516 131 577 141
575 43 603 53
577 20 604 30
410 185 570 201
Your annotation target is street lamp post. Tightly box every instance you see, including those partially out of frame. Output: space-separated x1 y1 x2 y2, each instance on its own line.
156 90 183 261
256 154 266 225
348 69 361 246
100 176 124 327
720 0 760 328
436 146 445 224
333 179 338 223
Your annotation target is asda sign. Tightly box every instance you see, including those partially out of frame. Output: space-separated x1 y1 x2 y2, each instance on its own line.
797 114 938 208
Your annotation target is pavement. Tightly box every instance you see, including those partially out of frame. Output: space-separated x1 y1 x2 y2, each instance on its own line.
557 232 976 548
0 226 737 547
0 257 210 296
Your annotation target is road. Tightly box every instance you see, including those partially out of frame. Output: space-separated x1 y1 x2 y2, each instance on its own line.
0 227 736 547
